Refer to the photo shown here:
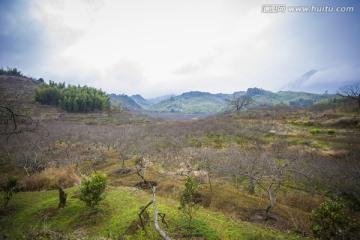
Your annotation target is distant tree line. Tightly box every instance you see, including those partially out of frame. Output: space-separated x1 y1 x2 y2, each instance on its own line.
0 67 24 77
289 98 314 106
246 87 266 96
35 81 110 112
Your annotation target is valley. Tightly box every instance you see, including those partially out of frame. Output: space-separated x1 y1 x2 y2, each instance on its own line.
1 74 359 239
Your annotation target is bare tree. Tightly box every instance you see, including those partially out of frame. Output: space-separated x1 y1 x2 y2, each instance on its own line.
229 94 253 115
256 143 304 220
198 148 219 190
224 139 305 220
133 155 151 186
116 126 138 168
19 141 47 176
223 139 266 195
0 79 38 137
56 125 81 163
337 82 360 108
92 125 120 152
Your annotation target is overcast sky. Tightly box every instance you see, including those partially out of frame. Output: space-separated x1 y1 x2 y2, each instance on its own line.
1 0 359 98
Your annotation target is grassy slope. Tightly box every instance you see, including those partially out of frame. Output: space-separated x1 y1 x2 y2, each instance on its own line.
0 186 303 239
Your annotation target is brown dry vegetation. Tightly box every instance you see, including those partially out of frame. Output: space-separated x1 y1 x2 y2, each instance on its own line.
1 76 360 238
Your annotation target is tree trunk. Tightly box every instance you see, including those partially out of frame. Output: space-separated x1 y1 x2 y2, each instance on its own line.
247 178 255 195
138 200 153 230
58 186 67 208
136 170 148 185
265 190 276 220
208 172 212 191
152 187 173 240
121 158 126 168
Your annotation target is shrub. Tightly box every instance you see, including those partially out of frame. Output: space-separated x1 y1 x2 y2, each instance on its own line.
310 198 347 239
1 176 20 208
327 129 336 135
179 176 200 234
310 128 321 135
302 120 312 126
174 218 219 240
79 173 107 208
22 167 80 191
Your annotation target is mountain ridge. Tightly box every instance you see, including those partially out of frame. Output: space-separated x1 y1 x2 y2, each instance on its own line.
109 88 332 115
1 73 333 116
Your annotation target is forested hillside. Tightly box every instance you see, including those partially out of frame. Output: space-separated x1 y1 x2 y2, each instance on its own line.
35 81 110 112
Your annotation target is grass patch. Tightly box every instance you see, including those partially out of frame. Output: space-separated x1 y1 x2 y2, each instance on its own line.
1 185 304 239
173 217 220 239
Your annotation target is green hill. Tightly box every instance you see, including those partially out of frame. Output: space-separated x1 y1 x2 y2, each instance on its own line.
146 89 332 114
246 88 331 107
148 91 230 114
108 87 332 116
109 93 142 111
131 94 154 108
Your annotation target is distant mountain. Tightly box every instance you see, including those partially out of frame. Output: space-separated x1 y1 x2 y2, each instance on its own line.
148 94 176 104
148 91 231 114
131 94 153 108
250 90 329 107
109 94 142 110
109 88 332 115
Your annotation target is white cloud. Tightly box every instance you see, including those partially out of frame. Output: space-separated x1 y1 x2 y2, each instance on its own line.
102 60 147 94
305 65 360 86
30 0 279 97
1 0 359 97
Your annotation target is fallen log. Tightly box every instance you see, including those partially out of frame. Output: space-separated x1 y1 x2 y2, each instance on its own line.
152 186 173 240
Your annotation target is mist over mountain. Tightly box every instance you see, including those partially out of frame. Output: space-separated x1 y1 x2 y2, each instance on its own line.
282 70 318 92
282 69 360 94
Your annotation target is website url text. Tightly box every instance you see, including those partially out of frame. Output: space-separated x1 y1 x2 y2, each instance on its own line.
261 5 355 13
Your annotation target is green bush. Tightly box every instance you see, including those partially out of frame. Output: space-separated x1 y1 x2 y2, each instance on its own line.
327 129 336 135
1 176 20 208
79 173 108 208
179 176 200 235
310 128 321 135
174 218 219 240
310 198 347 239
302 120 312 126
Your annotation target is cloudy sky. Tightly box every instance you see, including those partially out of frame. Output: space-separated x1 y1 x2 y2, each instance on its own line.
1 0 359 97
